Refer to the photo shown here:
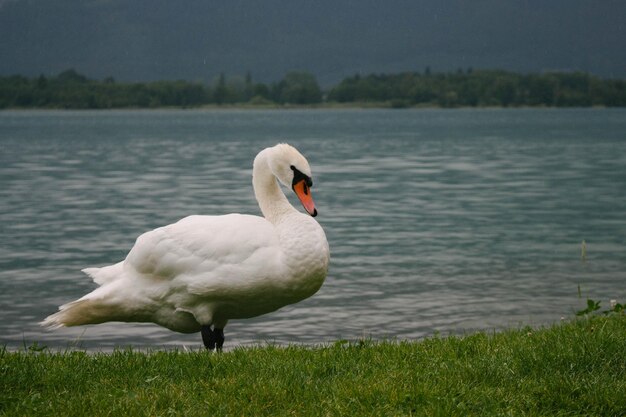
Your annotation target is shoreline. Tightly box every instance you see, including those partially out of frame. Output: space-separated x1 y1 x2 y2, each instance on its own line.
0 102 617 112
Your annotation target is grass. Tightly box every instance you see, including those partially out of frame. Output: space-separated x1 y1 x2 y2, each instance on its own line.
2 315 626 416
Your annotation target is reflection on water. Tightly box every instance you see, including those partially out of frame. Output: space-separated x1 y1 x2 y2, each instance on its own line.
1 109 625 350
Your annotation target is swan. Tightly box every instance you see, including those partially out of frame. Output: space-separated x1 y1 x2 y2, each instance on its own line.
41 143 330 350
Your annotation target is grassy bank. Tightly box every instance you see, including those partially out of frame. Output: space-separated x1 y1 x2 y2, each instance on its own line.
2 316 625 416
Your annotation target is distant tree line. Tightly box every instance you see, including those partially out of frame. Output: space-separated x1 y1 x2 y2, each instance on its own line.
1 68 625 109
328 69 626 108
0 69 323 109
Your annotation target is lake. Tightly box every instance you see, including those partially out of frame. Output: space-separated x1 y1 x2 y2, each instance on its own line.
1 108 625 350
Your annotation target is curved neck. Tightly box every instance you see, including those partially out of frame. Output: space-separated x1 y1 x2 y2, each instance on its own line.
253 149 296 224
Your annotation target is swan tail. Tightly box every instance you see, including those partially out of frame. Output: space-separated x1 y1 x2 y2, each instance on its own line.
41 276 143 329
41 298 113 329
41 263 128 328
83 262 124 286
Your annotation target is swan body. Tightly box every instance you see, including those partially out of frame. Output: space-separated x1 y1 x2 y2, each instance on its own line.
42 144 330 349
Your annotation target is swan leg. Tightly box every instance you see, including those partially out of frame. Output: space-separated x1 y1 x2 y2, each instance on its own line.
214 328 225 351
201 326 225 351
201 325 216 350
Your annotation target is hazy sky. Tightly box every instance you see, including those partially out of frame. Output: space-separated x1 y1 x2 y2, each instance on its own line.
1 0 624 84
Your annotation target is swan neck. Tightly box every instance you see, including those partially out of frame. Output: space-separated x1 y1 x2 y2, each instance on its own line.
253 149 295 223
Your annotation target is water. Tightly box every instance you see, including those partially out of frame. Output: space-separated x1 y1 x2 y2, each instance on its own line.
1 108 625 350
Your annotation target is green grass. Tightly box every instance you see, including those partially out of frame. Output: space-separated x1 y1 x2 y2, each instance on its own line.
2 316 626 416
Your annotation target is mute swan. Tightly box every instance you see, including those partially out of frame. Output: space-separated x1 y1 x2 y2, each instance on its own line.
42 144 330 350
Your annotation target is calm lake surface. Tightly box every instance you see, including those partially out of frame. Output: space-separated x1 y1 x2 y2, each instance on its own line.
1 108 625 350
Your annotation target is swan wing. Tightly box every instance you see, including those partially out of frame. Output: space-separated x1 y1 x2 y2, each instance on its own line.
124 214 282 294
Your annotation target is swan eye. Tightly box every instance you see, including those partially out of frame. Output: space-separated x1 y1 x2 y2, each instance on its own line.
290 165 313 187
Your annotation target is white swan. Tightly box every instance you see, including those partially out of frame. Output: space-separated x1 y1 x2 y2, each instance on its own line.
42 144 330 350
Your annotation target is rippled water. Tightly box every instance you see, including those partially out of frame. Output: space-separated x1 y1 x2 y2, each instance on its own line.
1 108 625 350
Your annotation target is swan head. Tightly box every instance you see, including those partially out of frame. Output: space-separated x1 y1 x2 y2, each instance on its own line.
266 143 317 217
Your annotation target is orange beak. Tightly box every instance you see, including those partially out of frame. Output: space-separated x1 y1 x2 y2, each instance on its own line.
292 179 317 217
